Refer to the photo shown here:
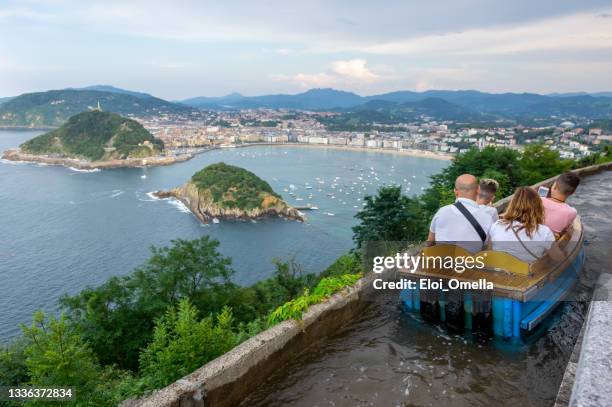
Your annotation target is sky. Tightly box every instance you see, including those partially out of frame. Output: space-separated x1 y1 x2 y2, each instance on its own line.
1 0 612 99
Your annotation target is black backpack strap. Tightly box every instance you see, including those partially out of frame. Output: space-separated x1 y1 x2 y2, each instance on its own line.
453 201 487 243
510 225 540 260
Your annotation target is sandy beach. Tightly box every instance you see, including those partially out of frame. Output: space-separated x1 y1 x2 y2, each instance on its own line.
213 142 454 161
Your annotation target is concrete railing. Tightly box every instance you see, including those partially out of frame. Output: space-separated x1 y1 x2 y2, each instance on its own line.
125 161 611 407
122 272 384 407
493 161 612 213
568 274 612 407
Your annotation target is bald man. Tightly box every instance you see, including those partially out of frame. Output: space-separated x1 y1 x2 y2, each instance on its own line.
427 174 494 252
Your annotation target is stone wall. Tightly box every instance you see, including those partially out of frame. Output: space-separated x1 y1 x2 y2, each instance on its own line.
122 272 383 407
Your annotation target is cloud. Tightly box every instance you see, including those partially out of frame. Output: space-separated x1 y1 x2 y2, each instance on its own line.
2 1 612 96
325 9 612 56
331 59 378 82
271 73 336 88
273 59 380 89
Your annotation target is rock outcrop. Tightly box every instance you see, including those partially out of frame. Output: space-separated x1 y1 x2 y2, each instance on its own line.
154 182 305 223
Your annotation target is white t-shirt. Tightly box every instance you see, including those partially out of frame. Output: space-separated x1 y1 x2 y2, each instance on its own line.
429 198 495 253
488 220 555 263
480 204 499 222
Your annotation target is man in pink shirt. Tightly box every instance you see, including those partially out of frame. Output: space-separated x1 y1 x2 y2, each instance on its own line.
541 172 580 236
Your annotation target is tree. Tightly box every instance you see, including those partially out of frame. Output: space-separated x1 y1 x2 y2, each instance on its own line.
60 236 235 371
21 312 101 390
420 146 523 219
574 144 611 167
0 338 29 387
138 300 238 389
270 257 317 299
130 237 234 311
352 186 427 249
18 311 125 405
518 144 572 185
319 253 362 279
226 257 318 324
434 146 523 191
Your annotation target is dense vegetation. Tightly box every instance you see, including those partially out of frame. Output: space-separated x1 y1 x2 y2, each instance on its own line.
20 111 164 161
191 162 281 210
0 233 362 404
1 144 609 405
352 143 610 248
0 89 192 127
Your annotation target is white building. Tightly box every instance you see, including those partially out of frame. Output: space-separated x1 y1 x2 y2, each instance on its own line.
308 136 329 145
349 138 365 147
329 137 348 145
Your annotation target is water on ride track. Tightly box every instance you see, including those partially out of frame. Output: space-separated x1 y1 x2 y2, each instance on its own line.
243 171 612 407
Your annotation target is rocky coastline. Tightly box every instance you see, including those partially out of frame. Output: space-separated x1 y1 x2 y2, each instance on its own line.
153 182 305 223
1 148 193 169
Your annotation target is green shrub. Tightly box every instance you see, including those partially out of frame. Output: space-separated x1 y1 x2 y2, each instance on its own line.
138 300 238 389
267 273 363 325
320 252 362 278
18 311 126 405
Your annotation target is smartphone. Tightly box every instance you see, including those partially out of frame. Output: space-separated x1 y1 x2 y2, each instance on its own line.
538 186 550 198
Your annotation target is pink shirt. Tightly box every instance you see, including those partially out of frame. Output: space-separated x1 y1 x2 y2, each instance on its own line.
542 197 577 234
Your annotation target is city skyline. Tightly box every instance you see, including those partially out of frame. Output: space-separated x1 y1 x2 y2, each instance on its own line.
1 0 612 99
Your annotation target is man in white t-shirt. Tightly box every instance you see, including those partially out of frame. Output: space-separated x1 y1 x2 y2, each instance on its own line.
427 174 494 253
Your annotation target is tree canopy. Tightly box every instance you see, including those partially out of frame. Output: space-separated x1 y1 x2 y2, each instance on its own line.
191 162 281 210
20 110 163 161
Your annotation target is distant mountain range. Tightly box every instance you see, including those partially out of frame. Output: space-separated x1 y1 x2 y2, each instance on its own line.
1 85 612 127
178 88 612 120
74 85 154 99
0 88 193 127
547 92 612 98
180 88 365 110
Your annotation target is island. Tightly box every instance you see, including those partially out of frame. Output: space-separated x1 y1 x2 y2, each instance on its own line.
1 110 192 169
154 162 305 223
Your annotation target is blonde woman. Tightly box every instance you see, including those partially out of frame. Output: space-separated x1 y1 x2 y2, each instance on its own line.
488 187 555 263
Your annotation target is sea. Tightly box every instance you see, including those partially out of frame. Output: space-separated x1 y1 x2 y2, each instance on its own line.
0 130 448 340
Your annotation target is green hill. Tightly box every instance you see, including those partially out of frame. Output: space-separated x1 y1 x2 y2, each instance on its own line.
20 110 164 161
191 163 281 210
0 89 193 127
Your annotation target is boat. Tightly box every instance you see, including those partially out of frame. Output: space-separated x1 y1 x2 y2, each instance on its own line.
398 216 585 339
141 175 147 179
212 218 220 224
